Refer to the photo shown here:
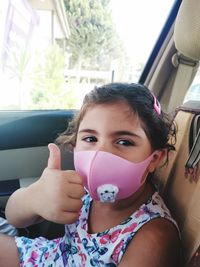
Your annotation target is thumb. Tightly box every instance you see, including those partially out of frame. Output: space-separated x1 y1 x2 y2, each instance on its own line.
47 143 61 170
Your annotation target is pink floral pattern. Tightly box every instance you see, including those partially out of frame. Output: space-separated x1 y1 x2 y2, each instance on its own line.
15 192 177 266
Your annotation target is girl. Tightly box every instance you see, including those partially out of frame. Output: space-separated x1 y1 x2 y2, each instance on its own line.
0 83 180 266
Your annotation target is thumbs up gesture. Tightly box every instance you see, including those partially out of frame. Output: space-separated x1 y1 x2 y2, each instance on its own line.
31 143 85 224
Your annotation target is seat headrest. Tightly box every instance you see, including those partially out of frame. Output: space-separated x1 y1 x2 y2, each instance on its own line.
174 0 200 61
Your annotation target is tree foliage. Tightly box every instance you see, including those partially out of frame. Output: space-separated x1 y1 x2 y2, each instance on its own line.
30 45 77 109
64 0 123 70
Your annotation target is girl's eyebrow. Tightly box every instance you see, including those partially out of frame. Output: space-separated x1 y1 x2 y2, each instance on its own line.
78 129 141 138
78 129 97 134
114 130 141 139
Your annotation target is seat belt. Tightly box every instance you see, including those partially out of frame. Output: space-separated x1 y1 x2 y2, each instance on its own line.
185 114 200 180
167 53 199 112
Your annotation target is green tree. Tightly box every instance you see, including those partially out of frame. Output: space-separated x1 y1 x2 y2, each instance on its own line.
5 46 30 109
30 44 78 109
64 0 123 71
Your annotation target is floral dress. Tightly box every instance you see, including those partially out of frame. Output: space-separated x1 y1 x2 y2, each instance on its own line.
15 191 178 266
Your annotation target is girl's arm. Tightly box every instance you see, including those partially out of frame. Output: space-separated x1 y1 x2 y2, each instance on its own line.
0 233 20 267
5 143 85 228
118 218 181 267
5 185 43 228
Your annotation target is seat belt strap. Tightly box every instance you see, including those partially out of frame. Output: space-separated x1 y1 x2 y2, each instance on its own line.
185 114 200 179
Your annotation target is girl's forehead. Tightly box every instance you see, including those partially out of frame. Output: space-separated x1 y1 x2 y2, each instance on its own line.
79 102 143 129
83 102 135 118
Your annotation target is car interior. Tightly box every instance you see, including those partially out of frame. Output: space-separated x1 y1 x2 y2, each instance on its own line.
0 0 200 266
146 0 200 265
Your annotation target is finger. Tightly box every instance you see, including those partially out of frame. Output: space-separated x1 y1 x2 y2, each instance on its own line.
49 211 80 225
59 212 80 225
67 184 85 199
65 170 83 185
62 198 83 212
47 143 61 170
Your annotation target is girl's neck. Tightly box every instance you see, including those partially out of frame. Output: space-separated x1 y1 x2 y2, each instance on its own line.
88 182 155 234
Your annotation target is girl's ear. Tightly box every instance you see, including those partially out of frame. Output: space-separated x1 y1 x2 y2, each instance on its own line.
148 149 166 173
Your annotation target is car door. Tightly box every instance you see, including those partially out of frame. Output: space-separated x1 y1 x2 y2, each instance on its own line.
0 110 75 238
0 109 75 196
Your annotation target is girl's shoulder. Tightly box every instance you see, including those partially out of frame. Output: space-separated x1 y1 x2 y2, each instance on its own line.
119 193 181 266
141 191 178 226
119 216 181 267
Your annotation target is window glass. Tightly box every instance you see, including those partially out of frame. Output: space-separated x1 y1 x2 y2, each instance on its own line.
0 0 174 110
184 67 200 103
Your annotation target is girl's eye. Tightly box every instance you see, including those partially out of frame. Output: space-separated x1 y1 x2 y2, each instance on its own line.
117 139 134 146
82 136 97 143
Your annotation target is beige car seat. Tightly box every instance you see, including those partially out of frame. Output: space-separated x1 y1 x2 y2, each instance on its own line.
153 1 200 264
155 101 200 266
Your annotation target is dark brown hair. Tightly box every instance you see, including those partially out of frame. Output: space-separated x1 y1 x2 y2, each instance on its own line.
57 83 176 156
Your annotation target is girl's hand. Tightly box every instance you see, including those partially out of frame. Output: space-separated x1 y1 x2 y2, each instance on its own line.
29 143 85 224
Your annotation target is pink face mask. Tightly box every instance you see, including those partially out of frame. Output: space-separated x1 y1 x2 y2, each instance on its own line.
74 150 155 203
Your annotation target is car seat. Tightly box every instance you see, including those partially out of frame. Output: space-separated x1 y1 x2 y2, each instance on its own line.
154 100 200 266
153 1 200 264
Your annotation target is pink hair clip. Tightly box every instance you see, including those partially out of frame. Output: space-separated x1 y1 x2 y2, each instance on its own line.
153 94 161 115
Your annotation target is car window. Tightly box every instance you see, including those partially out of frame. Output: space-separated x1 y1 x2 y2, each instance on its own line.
184 67 200 103
0 0 175 110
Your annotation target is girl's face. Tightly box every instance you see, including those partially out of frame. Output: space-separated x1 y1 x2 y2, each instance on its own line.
76 102 154 164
